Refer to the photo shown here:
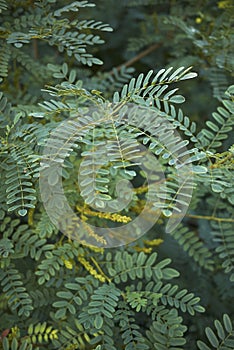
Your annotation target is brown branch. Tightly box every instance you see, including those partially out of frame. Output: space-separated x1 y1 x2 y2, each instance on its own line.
110 42 160 73
185 214 234 223
33 39 39 59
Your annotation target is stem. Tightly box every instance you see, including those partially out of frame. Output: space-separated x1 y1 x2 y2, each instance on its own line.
33 39 38 59
90 256 111 283
110 43 160 73
186 214 234 223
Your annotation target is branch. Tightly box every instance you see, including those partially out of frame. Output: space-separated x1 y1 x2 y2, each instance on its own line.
109 43 160 73
186 214 234 223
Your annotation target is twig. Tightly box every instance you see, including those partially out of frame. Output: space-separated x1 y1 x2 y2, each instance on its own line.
186 214 234 223
111 42 160 73
33 39 38 59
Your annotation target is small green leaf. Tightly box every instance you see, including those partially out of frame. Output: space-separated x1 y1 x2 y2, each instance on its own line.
223 314 232 333
94 314 103 329
14 42 23 48
192 165 208 173
180 72 198 80
18 209 27 216
169 95 185 103
197 340 211 350
205 327 219 347
211 183 223 193
163 209 172 217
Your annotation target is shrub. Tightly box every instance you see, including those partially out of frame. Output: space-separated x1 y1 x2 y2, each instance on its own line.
0 1 233 349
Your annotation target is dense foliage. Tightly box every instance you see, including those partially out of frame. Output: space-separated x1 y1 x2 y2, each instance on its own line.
0 1 233 349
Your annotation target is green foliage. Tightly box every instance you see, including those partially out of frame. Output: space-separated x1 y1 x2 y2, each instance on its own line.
198 88 234 151
146 309 187 350
212 222 234 282
0 268 33 317
197 314 234 350
0 1 233 350
2 338 35 350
